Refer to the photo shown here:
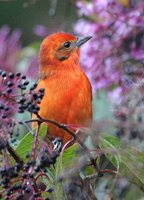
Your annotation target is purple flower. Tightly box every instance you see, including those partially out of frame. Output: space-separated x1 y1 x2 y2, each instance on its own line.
131 40 144 60
26 55 39 79
33 24 49 37
0 25 21 72
24 24 49 79
74 0 144 93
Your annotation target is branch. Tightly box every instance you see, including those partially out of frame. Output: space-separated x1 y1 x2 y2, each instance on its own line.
7 142 24 166
23 117 99 170
85 169 118 181
31 124 41 161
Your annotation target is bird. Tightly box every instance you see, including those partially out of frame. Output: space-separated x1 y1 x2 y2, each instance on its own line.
32 32 92 146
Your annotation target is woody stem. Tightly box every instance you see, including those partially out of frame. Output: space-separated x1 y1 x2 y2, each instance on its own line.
23 116 99 171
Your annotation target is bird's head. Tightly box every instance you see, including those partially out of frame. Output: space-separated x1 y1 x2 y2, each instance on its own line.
39 32 91 71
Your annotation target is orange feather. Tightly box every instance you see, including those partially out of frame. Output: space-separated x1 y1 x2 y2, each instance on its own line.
32 32 92 145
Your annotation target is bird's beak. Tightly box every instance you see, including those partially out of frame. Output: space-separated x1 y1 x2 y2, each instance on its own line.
76 36 92 47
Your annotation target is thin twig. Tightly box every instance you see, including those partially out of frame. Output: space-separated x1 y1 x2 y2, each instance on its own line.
7 142 24 166
85 169 118 181
35 172 53 184
28 122 41 176
19 121 34 135
99 169 118 175
61 138 74 154
31 123 41 161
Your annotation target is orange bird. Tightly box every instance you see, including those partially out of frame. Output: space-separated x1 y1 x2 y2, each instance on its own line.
32 32 92 145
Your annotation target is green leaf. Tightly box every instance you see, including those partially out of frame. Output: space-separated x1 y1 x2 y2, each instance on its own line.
53 143 80 200
62 143 80 167
15 124 47 162
119 148 144 191
54 156 64 200
101 134 144 191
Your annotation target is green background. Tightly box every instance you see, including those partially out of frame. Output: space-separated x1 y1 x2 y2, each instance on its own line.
0 0 77 45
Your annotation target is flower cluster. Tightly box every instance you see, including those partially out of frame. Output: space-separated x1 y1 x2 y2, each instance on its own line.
74 0 144 92
0 25 39 80
33 24 49 37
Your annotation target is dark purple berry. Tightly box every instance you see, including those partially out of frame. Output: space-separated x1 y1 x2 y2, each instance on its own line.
6 88 12 93
2 71 7 77
17 83 22 88
32 93 38 100
4 107 9 111
24 187 31 193
7 81 13 87
9 72 14 79
21 75 26 79
17 97 26 104
16 72 21 77
30 83 38 90
39 88 45 93
2 115 7 119
0 104 4 109
22 173 27 178
47 187 54 193
21 86 27 90
23 81 29 86
36 98 42 103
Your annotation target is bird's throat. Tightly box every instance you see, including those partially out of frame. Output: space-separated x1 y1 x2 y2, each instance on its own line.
39 59 81 80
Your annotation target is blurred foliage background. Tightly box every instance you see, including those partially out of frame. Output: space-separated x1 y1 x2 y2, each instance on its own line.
0 0 77 45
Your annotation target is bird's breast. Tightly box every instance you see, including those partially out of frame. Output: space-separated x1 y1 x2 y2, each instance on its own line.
34 69 92 135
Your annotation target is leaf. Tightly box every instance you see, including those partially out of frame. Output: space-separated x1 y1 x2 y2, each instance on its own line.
62 143 80 167
100 134 121 171
101 134 144 191
119 148 144 191
54 156 64 200
15 124 47 162
52 143 80 200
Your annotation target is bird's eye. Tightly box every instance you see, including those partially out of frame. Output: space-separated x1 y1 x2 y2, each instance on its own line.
64 41 71 48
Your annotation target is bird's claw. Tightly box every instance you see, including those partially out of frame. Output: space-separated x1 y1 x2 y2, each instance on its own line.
52 137 62 152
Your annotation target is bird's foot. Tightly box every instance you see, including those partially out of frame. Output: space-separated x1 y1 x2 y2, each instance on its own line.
52 137 62 152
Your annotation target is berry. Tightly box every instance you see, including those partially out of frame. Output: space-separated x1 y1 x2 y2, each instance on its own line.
30 83 38 91
7 81 13 87
24 187 31 193
16 72 21 77
8 72 14 79
2 71 7 78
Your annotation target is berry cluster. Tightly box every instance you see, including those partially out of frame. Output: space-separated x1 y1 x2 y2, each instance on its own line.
0 70 44 140
17 85 44 115
0 146 60 199
0 69 44 116
0 70 61 199
37 146 59 170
